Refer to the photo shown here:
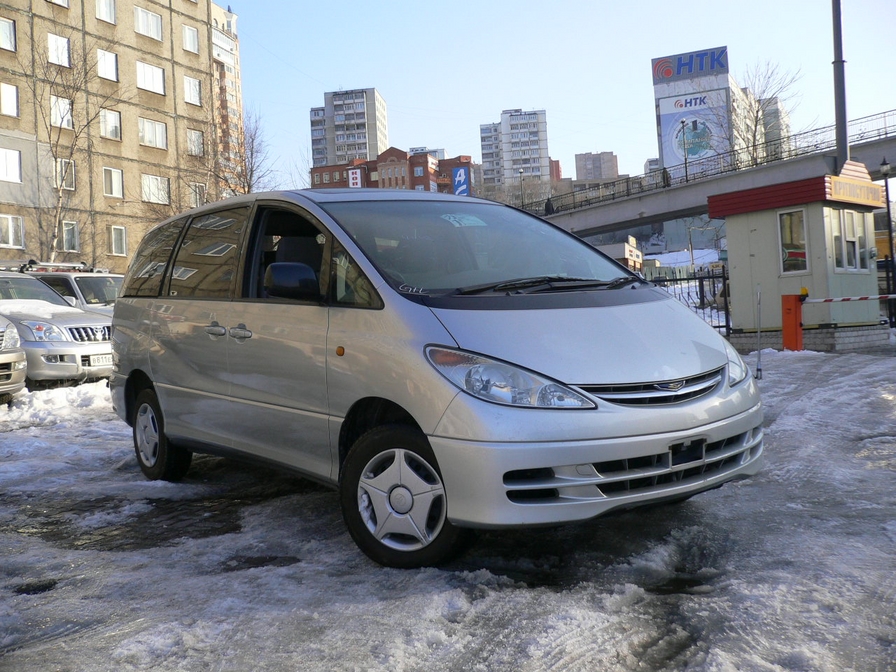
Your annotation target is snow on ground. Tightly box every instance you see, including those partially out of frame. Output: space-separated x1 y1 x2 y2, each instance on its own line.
1 350 895 671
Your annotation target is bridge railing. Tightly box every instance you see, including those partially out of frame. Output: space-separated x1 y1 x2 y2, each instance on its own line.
529 108 896 217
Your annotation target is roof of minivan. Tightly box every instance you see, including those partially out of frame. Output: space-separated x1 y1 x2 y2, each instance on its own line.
154 188 498 228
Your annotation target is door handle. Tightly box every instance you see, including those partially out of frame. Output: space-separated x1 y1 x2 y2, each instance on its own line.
205 322 226 337
229 324 253 340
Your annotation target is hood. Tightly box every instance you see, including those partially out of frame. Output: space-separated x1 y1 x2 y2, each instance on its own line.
431 297 728 385
0 300 111 327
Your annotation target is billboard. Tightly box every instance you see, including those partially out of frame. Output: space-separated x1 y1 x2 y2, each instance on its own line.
452 167 470 196
652 46 728 85
658 89 730 168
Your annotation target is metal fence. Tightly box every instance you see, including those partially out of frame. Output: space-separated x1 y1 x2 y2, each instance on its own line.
526 108 896 216
645 266 731 337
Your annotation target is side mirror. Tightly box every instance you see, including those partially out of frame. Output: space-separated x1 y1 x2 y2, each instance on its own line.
263 262 319 301
64 296 78 307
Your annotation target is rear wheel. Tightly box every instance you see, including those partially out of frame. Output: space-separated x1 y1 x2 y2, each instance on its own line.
340 425 470 568
132 388 192 481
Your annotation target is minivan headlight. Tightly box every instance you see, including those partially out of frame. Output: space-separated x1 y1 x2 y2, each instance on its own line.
20 321 66 342
426 346 595 409
1 326 20 349
724 340 749 387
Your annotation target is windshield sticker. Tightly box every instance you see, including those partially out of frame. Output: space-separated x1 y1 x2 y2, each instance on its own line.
399 284 429 295
441 213 487 228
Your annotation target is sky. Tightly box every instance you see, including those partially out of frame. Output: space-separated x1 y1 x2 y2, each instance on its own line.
231 0 896 185
2 347 896 669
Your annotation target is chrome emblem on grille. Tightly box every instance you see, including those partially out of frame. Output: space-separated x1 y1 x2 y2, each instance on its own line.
655 380 685 392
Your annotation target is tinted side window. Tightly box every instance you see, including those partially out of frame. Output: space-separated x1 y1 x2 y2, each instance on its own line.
120 218 187 297
168 207 249 299
40 277 74 298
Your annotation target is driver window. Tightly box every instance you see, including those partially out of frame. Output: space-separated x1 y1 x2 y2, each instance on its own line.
250 208 328 299
331 240 382 309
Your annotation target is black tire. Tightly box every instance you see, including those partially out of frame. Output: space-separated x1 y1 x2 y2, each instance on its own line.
132 388 192 481
340 424 471 568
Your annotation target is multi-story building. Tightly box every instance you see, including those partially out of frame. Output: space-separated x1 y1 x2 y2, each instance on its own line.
210 2 242 197
310 88 388 168
575 151 619 181
479 109 551 188
0 0 232 272
651 46 789 176
309 147 473 196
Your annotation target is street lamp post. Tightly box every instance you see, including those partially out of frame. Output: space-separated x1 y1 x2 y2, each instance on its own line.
518 168 524 208
681 119 689 183
882 158 894 324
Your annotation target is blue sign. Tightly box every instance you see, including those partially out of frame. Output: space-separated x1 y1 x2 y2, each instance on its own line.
452 167 470 196
652 46 728 84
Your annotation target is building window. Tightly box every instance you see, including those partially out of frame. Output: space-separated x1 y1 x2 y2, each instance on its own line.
183 76 201 106
59 221 79 252
414 167 424 177
313 173 320 185
50 95 73 129
136 61 165 94
333 171 339 182
99 108 121 139
134 7 162 40
0 18 15 52
778 209 808 274
0 147 21 182
138 117 167 149
48 0 70 7
323 172 330 184
0 83 18 117
97 49 118 81
48 34 70 67
103 166 123 197
141 173 169 204
96 0 115 24
0 214 24 247
109 225 127 256
186 129 204 156
832 209 871 272
182 25 199 53
55 158 75 190
188 182 205 207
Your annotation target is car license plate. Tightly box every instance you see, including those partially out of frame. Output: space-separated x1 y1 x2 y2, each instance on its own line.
90 354 113 367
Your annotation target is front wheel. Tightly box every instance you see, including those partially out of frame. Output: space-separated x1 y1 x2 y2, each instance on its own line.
132 388 192 481
340 425 470 568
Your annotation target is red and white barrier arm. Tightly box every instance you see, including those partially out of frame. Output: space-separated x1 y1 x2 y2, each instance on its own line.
804 294 896 303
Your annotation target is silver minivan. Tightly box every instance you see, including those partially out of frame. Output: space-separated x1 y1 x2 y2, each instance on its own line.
110 189 763 568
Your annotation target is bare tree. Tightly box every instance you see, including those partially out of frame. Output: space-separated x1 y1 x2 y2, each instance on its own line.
215 108 276 196
21 30 131 262
734 62 802 165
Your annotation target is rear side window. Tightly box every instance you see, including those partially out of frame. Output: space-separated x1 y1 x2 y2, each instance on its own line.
168 207 249 299
121 218 187 297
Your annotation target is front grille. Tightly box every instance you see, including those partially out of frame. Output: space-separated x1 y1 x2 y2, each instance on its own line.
0 361 11 382
503 426 763 505
579 367 724 406
68 326 111 343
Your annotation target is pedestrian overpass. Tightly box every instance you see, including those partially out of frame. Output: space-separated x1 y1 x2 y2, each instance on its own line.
536 109 896 238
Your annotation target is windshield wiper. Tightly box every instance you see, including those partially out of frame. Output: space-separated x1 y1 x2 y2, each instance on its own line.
455 276 595 295
604 276 643 289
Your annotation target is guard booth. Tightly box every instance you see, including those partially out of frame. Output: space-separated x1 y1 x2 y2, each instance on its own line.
708 161 887 352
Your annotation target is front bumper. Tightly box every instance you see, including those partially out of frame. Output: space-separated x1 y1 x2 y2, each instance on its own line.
0 349 27 396
433 402 763 528
22 340 113 381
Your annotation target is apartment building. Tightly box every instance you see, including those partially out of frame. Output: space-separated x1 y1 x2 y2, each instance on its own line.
479 109 551 187
310 88 388 168
0 0 232 272
210 2 242 196
575 151 619 181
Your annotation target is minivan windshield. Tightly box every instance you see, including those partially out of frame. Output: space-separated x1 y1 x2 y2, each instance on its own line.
321 200 628 296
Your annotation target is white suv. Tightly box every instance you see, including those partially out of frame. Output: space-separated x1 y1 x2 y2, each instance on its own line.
26 265 123 317
0 271 112 388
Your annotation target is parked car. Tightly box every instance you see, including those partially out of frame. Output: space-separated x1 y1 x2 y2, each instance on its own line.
26 265 123 317
0 271 113 388
0 314 27 403
110 189 763 568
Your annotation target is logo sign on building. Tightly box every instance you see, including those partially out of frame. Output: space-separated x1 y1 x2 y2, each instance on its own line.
658 89 730 168
348 168 363 188
652 46 729 84
453 167 470 196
